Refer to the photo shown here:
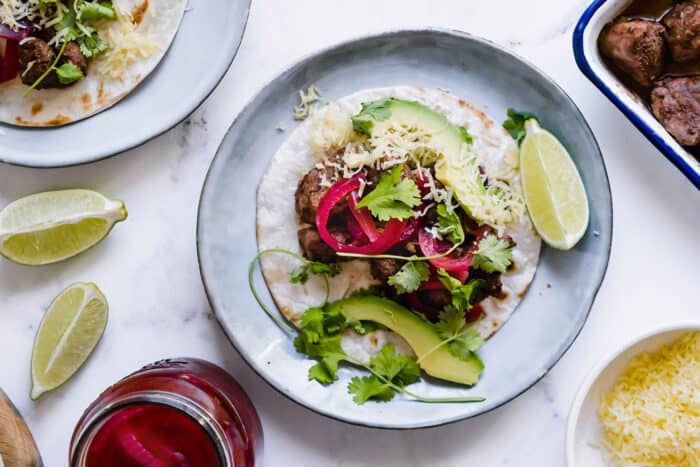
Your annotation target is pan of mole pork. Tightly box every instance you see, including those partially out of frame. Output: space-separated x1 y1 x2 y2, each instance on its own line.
574 0 700 189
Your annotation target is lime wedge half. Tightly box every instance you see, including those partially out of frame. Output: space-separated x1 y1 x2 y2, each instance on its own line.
31 283 108 400
520 120 589 250
0 189 127 266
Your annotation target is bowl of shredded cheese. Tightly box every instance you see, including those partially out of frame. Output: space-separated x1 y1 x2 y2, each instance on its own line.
567 324 700 467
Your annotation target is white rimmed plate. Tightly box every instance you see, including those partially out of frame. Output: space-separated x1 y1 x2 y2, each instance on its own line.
0 0 249 167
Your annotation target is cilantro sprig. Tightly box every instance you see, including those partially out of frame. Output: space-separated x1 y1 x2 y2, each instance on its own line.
351 99 393 135
435 204 465 245
433 308 485 360
387 262 430 294
355 166 421 221
437 269 485 312
503 108 540 146
472 234 513 274
248 248 341 334
336 239 463 261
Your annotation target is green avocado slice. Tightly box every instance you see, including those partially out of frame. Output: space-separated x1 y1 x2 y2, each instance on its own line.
326 296 484 386
351 97 471 154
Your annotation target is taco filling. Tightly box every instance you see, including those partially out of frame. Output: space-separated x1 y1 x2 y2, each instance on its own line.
0 0 186 126
254 87 542 403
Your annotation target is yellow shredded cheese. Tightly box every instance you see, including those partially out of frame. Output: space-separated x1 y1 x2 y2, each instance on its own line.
294 85 322 120
599 332 700 467
96 4 159 80
309 102 355 160
435 143 525 231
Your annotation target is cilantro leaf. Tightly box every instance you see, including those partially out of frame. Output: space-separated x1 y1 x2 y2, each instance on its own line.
293 304 355 384
347 343 421 404
387 262 429 294
355 165 421 221
55 63 84 85
78 32 109 59
351 99 393 135
436 308 485 360
348 376 395 404
437 269 486 312
503 108 539 145
435 204 465 245
472 235 513 274
308 353 346 385
370 343 421 386
289 261 341 284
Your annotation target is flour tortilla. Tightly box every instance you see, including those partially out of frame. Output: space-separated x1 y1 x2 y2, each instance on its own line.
0 0 186 127
256 86 541 363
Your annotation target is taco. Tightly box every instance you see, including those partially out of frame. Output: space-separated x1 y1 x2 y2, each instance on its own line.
0 0 185 126
255 86 541 393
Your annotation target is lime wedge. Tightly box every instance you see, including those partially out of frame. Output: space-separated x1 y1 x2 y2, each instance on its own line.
31 283 108 400
0 189 127 266
520 120 589 250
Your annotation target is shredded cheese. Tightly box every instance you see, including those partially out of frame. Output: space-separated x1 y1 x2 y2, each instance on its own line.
95 3 160 80
309 102 355 160
598 332 700 467
435 143 525 232
294 85 322 120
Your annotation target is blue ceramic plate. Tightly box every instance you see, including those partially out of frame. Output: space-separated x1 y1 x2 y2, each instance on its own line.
197 29 613 429
0 0 250 168
574 0 700 189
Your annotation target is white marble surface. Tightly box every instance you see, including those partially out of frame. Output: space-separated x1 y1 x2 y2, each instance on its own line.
1 0 699 466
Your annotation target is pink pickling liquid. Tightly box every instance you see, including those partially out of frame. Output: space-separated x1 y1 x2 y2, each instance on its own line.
84 403 219 467
71 359 262 467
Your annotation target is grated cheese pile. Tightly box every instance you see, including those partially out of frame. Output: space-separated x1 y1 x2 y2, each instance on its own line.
96 2 159 80
599 332 700 467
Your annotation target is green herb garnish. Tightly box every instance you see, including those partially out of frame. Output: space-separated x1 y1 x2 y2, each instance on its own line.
437 269 485 312
503 108 539 145
472 234 513 274
355 165 421 221
387 262 430 295
435 204 465 245
351 99 393 135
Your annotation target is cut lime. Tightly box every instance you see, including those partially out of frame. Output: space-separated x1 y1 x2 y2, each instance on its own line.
520 120 589 250
0 189 127 266
31 283 108 400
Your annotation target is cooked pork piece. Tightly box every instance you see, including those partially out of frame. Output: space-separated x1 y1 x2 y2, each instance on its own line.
419 289 452 309
663 0 700 63
18 38 56 87
652 76 700 146
18 39 87 88
370 258 404 283
297 226 351 263
599 19 666 87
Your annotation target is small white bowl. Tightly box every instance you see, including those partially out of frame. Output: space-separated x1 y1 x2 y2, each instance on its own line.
566 323 700 467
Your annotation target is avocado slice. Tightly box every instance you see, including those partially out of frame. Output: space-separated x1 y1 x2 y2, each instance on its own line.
327 295 484 386
351 98 478 214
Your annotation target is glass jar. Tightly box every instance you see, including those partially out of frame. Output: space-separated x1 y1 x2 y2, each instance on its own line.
69 358 263 467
